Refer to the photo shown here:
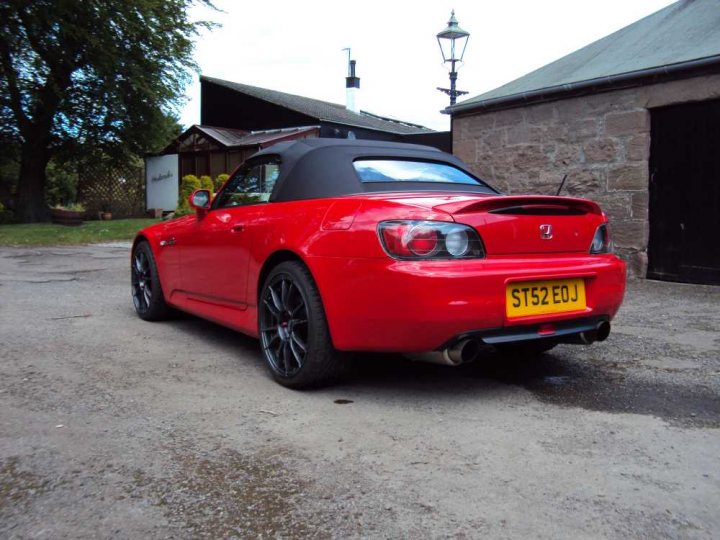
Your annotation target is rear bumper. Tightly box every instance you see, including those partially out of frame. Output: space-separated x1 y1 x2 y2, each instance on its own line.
308 254 626 352
463 315 609 347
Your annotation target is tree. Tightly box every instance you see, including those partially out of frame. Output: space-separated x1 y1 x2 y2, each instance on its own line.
0 0 212 222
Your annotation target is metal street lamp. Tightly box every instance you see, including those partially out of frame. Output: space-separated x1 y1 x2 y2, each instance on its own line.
437 10 470 108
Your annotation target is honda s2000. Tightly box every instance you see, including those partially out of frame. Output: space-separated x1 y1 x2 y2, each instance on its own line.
132 139 625 388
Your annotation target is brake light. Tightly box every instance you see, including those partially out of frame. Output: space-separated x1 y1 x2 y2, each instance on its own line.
407 226 439 256
378 221 485 259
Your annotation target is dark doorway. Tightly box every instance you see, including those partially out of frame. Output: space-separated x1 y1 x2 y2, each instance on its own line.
648 99 720 285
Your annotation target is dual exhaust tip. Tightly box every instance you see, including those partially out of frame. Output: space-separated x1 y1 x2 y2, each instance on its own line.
406 338 483 366
569 320 611 345
409 321 611 366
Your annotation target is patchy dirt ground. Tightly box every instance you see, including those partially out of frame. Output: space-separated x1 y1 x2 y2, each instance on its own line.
1 243 718 538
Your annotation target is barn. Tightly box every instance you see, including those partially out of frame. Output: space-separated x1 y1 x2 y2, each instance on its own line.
450 0 720 284
198 76 447 150
163 75 450 180
146 65 448 212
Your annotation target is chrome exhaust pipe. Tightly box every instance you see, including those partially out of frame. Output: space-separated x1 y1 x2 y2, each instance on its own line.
569 321 611 345
447 338 482 365
407 339 482 366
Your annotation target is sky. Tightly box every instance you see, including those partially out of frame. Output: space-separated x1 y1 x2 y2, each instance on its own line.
181 0 678 132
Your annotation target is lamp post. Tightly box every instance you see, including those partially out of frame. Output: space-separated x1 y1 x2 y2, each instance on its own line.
437 10 470 109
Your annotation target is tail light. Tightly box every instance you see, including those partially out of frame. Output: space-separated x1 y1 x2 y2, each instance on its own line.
378 221 485 260
589 223 613 254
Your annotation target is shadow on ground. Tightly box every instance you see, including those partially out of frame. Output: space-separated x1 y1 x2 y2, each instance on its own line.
155 310 720 429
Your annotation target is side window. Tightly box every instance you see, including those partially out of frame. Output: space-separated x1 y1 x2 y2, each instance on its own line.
264 163 280 193
213 158 280 209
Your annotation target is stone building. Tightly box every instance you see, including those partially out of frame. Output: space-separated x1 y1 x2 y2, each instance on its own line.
450 0 720 284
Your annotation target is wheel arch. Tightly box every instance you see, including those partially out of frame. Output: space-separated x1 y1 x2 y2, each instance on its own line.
131 233 170 300
132 232 164 261
256 249 337 342
257 249 312 303
132 233 150 252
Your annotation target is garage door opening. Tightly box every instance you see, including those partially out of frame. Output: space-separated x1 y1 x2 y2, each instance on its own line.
648 99 720 285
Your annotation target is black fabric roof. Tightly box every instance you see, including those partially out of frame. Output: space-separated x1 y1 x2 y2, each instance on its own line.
201 76 435 135
450 0 720 114
240 139 497 202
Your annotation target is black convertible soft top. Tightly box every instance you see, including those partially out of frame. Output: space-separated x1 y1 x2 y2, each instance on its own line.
245 138 499 202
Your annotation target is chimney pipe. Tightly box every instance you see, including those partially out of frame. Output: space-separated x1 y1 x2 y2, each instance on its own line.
345 59 360 114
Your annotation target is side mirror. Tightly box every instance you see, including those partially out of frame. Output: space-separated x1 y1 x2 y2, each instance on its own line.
189 189 211 216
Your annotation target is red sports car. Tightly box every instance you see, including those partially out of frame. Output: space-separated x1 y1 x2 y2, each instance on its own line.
132 139 626 388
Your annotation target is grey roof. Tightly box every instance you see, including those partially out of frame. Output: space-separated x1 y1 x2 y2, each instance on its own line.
451 0 720 114
195 125 319 148
201 75 435 135
161 125 321 154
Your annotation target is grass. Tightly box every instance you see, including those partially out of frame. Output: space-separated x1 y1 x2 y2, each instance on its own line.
0 218 159 246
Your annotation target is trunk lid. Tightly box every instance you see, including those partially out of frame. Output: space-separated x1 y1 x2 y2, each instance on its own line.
432 195 604 255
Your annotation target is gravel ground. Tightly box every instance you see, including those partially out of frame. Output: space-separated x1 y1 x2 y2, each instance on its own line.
1 243 718 539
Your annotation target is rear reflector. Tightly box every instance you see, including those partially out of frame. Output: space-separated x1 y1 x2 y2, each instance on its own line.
537 324 557 336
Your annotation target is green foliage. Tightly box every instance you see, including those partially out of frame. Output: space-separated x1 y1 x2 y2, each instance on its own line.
0 139 19 197
199 175 214 192
214 173 229 191
177 174 201 215
45 160 79 207
0 0 214 157
180 175 201 197
0 201 13 224
0 0 217 221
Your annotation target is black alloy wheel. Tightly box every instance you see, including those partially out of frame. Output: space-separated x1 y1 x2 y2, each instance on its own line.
260 274 309 377
131 241 170 321
259 261 345 388
132 248 152 313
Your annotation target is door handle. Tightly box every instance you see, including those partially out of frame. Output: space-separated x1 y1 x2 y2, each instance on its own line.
231 224 244 233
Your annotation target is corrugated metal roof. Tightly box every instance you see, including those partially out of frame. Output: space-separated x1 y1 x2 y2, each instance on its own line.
195 125 320 148
451 0 720 114
201 76 435 135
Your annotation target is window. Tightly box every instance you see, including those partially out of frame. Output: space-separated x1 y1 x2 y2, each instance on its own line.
213 158 280 208
354 159 486 187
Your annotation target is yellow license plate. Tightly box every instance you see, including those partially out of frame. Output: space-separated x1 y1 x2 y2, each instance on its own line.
506 278 586 318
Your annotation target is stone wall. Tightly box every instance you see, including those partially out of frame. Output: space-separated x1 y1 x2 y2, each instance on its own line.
453 74 720 276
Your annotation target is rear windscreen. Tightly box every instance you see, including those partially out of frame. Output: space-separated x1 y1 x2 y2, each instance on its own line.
353 159 487 186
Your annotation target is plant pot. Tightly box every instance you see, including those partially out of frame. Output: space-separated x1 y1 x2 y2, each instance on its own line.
51 208 84 226
101 212 112 220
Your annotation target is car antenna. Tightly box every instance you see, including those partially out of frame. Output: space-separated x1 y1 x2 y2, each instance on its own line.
556 173 568 196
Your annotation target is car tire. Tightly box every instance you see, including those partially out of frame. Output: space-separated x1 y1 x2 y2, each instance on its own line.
496 340 557 358
259 261 346 389
131 241 171 321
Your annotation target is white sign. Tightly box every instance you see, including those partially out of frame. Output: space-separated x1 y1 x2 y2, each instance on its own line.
145 154 179 211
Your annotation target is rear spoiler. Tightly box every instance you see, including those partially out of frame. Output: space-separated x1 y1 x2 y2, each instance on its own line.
433 195 602 216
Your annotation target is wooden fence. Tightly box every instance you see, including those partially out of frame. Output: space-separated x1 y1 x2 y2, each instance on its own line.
77 161 146 219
